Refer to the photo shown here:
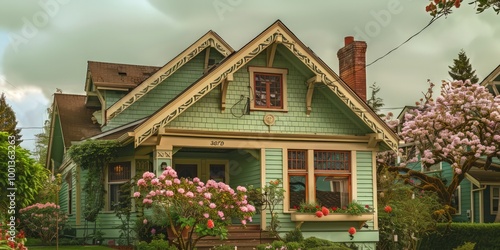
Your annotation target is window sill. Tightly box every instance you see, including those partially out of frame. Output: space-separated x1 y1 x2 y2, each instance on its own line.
290 213 374 229
250 108 288 112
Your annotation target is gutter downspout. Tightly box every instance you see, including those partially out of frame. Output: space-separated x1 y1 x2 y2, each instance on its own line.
471 185 487 223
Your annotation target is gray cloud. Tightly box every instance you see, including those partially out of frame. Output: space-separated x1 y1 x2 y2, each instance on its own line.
0 0 498 147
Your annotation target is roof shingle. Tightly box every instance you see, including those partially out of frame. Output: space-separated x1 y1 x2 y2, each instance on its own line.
54 93 102 148
87 61 161 89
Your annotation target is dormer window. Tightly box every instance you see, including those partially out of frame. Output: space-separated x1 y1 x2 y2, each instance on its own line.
118 72 127 76
248 67 288 111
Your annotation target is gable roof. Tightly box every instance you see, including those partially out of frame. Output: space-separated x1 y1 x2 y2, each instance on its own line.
466 167 500 186
52 94 102 148
130 20 399 150
480 64 500 96
86 61 161 90
105 30 234 122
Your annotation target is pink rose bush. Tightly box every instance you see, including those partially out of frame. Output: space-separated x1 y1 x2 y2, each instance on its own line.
19 202 67 245
135 166 255 250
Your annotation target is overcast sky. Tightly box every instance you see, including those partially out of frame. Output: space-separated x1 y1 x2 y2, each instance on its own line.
0 0 498 152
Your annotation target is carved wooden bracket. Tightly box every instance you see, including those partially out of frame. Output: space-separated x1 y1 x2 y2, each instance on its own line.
220 73 234 112
306 75 321 116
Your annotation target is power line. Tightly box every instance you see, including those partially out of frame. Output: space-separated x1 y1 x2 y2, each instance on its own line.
366 15 443 68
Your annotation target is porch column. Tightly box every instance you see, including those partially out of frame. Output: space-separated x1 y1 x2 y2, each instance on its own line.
154 146 173 175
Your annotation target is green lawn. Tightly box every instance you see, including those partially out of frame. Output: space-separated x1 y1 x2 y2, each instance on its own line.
28 246 114 250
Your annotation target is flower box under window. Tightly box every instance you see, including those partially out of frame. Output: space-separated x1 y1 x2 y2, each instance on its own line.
290 213 374 229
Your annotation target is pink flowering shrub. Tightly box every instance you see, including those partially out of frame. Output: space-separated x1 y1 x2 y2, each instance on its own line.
19 202 67 244
135 166 255 250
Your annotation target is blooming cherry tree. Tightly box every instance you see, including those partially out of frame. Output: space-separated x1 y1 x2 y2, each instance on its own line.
388 80 499 218
134 166 255 250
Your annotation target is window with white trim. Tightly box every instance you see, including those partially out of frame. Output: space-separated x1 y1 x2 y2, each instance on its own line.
249 67 288 111
108 162 131 210
491 186 500 214
288 150 307 209
288 149 351 210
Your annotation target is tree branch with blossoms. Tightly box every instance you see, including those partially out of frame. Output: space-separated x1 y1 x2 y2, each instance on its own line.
379 80 499 221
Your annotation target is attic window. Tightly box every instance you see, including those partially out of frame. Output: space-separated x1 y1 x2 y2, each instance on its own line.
118 72 127 76
248 67 288 111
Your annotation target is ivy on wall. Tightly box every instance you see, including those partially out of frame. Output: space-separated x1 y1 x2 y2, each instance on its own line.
68 140 120 222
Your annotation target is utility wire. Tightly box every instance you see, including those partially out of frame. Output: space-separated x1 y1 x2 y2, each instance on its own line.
366 15 443 68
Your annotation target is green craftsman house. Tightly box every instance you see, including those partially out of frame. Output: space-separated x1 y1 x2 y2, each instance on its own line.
47 20 398 248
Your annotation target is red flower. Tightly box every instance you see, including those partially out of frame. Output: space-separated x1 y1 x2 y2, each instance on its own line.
384 205 393 213
321 207 329 216
348 227 356 240
454 0 460 8
331 206 338 212
207 219 214 229
365 205 370 209
315 211 324 218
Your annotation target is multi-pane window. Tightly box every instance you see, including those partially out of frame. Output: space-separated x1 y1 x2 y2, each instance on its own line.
288 150 307 209
314 151 350 208
254 73 282 109
108 162 131 210
249 67 288 111
288 150 351 210
492 186 500 214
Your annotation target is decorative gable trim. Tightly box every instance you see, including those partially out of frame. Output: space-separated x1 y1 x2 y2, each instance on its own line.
105 31 234 122
480 64 500 96
132 21 398 151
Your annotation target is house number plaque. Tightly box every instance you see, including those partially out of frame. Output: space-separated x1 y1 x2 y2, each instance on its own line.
210 140 225 146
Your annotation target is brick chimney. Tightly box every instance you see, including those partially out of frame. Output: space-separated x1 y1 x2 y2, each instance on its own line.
337 36 367 101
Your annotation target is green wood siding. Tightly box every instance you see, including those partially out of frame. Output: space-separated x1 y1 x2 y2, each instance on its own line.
229 153 261 188
229 152 262 224
166 45 369 136
50 115 65 169
103 49 224 131
356 151 375 229
453 180 472 222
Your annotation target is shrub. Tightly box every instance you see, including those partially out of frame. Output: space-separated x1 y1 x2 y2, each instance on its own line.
285 241 303 250
135 167 255 250
420 223 500 250
136 238 177 250
272 240 286 249
303 237 335 248
284 228 304 243
0 225 27 250
454 242 476 250
19 202 68 244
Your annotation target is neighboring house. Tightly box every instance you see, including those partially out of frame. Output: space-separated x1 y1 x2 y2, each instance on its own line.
398 65 500 223
47 20 398 248
466 64 500 223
